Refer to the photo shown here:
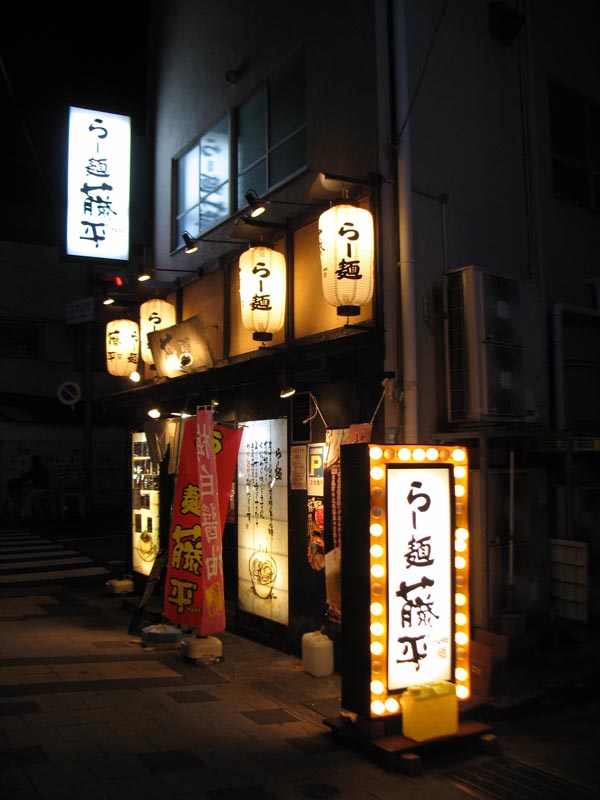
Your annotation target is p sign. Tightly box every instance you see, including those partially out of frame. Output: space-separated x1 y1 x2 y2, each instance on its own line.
308 443 325 496
57 381 82 407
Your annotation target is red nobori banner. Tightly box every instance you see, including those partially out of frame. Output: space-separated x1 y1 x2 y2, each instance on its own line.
164 412 242 632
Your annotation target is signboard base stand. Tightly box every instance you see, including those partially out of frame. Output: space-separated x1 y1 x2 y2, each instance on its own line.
324 715 496 775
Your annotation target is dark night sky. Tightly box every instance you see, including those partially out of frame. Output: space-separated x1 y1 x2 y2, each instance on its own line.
0 6 148 212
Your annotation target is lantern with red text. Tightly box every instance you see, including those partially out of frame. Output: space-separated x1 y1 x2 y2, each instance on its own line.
106 319 139 377
319 204 374 316
140 299 176 365
239 246 286 342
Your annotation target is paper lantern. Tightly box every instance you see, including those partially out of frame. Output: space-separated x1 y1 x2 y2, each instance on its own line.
106 319 139 376
319 204 374 316
140 298 176 365
239 246 286 341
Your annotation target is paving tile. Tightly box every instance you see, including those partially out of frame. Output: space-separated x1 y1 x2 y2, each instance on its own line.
83 753 153 780
100 772 176 800
0 701 42 716
165 689 218 704
0 744 49 767
242 708 301 725
206 787 277 800
138 748 206 773
24 761 107 800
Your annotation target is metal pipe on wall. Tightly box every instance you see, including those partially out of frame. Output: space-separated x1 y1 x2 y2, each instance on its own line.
392 0 419 443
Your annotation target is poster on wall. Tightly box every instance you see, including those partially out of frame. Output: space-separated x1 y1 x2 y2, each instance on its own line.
237 418 289 625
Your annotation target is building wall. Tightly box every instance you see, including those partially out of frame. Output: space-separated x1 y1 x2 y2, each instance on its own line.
146 0 600 645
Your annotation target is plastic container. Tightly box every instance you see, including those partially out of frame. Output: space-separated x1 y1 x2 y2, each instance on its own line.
401 681 458 741
302 630 334 677
181 635 223 661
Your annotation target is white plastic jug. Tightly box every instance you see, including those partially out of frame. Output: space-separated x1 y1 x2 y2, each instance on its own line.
302 630 334 677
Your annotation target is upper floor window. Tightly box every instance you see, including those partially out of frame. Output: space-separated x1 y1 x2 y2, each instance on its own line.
548 80 600 212
175 51 306 246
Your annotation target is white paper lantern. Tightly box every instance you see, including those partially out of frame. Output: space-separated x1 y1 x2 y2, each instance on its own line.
239 246 286 341
319 204 374 316
106 319 139 377
140 298 176 365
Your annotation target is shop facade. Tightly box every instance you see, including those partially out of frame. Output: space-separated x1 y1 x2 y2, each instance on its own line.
98 0 600 662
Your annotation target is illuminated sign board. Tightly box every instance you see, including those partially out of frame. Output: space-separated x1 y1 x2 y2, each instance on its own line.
341 444 470 720
66 106 131 261
236 418 289 625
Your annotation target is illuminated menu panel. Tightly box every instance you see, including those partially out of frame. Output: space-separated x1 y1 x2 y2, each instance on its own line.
131 431 160 576
236 419 289 625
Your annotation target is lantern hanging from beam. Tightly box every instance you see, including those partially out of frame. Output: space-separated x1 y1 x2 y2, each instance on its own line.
106 319 139 377
140 298 176 365
319 203 374 316
239 246 286 342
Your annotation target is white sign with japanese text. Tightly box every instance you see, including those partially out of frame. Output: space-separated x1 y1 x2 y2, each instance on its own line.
386 465 453 689
66 106 131 261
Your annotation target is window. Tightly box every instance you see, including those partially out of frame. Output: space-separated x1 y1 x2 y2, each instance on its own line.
0 322 42 359
548 80 600 212
174 52 306 246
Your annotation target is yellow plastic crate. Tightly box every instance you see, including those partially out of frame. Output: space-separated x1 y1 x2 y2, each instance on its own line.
401 681 458 741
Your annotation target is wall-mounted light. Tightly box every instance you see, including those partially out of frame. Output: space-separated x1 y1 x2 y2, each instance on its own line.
147 407 161 419
140 298 177 365
245 189 267 218
181 231 241 254
319 202 374 317
239 246 286 343
102 293 115 306
106 319 140 377
278 373 295 399
182 231 199 254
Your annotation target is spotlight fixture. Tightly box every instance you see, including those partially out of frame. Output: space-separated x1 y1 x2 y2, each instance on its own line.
136 266 152 282
278 373 295 399
182 231 199 254
147 407 161 419
245 189 267 218
102 293 115 306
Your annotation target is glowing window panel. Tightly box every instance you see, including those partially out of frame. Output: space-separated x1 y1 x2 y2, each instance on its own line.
366 443 471 716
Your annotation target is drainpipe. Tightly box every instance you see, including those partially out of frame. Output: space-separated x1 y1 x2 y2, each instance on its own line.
393 0 419 442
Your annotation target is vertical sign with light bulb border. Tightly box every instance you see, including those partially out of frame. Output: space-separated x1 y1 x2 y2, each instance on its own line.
340 443 470 722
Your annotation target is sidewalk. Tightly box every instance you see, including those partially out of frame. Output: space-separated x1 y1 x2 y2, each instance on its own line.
1 530 599 799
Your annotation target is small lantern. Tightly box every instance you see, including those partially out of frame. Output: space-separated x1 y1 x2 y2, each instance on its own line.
239 246 286 342
319 204 374 316
140 298 176 365
106 319 139 377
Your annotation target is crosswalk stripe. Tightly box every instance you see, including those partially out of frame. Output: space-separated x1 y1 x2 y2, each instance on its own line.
0 530 110 585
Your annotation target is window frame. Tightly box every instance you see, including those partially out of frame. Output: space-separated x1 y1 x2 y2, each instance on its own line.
173 51 307 250
548 78 600 213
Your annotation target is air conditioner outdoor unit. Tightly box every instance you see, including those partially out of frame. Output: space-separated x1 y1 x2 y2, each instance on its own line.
444 265 530 423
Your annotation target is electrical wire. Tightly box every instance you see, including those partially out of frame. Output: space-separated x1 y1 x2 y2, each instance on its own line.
393 0 449 148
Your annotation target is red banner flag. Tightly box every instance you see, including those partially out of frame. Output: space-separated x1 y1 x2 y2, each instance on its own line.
163 413 243 633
